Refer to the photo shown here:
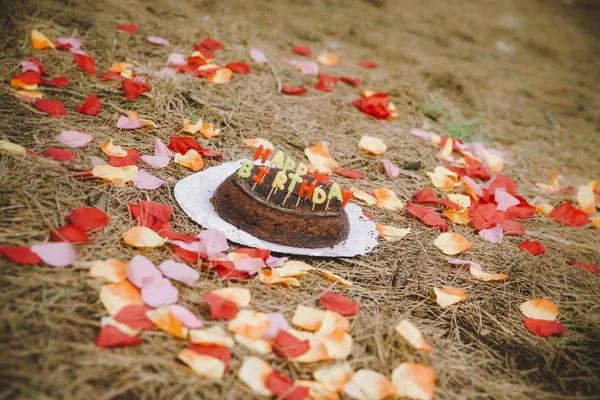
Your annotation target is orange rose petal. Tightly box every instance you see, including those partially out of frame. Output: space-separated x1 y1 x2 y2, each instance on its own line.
427 167 461 190
122 226 167 248
0 140 27 155
519 299 559 321
352 187 377 205
433 232 471 255
442 208 471 224
10 79 38 91
110 63 133 73
469 266 508 282
394 320 433 352
591 215 600 229
14 90 43 100
189 326 235 347
208 68 232 84
89 259 128 283
483 149 503 173
101 139 128 157
313 363 354 392
391 362 436 400
536 170 560 192
277 260 315 276
178 348 226 380
238 356 274 396
534 203 554 215
376 224 410 241
295 380 339 400
586 179 599 191
100 280 143 316
200 123 220 139
182 118 203 134
305 142 340 172
447 194 471 209
243 138 274 150
91 165 139 186
433 287 467 308
174 149 204 171
344 369 397 400
288 329 331 363
358 135 387 155
146 306 189 339
234 334 273 354
292 305 327 332
210 287 251 307
372 188 404 210
577 185 596 214
317 53 339 66
31 30 55 49
438 138 454 162
227 309 270 340
315 311 352 359
316 269 353 287
259 269 302 286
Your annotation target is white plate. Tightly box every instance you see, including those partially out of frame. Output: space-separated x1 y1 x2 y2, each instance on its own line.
174 161 378 257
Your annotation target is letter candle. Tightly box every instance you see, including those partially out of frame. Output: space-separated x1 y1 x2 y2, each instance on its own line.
325 182 343 210
283 173 303 205
253 145 271 163
237 159 253 178
311 187 327 210
270 151 285 168
252 166 270 189
267 170 288 201
296 179 310 206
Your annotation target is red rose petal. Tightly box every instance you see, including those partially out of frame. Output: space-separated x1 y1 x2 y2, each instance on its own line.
162 231 198 243
65 207 110 232
122 79 150 100
203 292 238 320
499 220 525 235
549 202 590 227
28 57 47 75
411 188 459 209
173 245 202 264
523 318 566 337
41 76 70 87
334 169 364 180
314 79 334 92
109 148 140 167
234 248 271 262
114 304 156 330
469 203 503 230
0 246 42 265
282 84 307 95
320 290 360 316
568 260 598 274
116 23 139 33
406 203 449 231
49 224 91 243
95 325 142 348
35 99 67 117
358 61 377 69
98 71 125 81
292 45 312 56
44 147 76 162
226 62 251 74
265 371 309 400
13 71 42 85
487 175 518 196
518 240 546 256
273 330 310 358
187 344 232 371
129 201 172 233
352 93 391 120
197 38 222 51
168 136 201 155
197 147 223 159
73 53 96 75
210 260 251 280
340 76 362 86
76 95 101 115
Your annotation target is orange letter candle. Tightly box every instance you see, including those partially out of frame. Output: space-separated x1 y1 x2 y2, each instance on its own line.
252 166 270 184
253 145 271 163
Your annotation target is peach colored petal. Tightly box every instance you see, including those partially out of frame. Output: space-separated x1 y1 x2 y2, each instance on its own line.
146 306 189 338
238 357 274 396
276 260 315 276
372 188 404 210
519 299 558 321
358 136 387 155
243 138 274 150
587 179 599 191
31 30 55 49
591 215 600 229
227 309 270 340
100 139 128 157
210 287 251 307
288 329 331 363
433 232 471 255
0 140 27 155
178 348 226 380
535 171 560 192
442 208 471 224
305 142 339 171
317 53 339 66
427 167 460 190
344 369 397 400
174 149 204 171
10 79 37 91
234 334 273 354
316 269 353 287
200 123 220 139
295 380 339 400
376 224 410 241
89 259 127 283
182 118 203 134
483 149 503 173
447 194 471 210
394 320 433 352
437 138 454 162
208 68 232 84
100 316 141 337
315 311 352 359
259 269 302 286
391 362 436 400
292 305 326 332
313 363 354 392
13 90 43 101
433 287 467 308
577 185 596 214
100 280 143 316
110 63 133 73
352 187 377 205
469 266 508 282
92 165 139 185
122 226 167 248
189 326 234 347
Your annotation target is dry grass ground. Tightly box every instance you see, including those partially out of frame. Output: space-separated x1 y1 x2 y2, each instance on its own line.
1 0 599 399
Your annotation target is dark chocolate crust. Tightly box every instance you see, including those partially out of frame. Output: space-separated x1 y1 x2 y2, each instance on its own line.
211 166 350 248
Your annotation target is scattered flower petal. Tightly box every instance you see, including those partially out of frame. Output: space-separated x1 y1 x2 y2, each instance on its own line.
524 318 566 337
123 226 167 248
433 287 467 308
30 242 76 267
358 135 387 155
372 188 403 210
344 369 396 400
146 306 188 338
391 362 436 400
518 240 545 255
376 224 410 241
395 320 433 352
320 291 359 316
56 131 92 148
433 232 471 255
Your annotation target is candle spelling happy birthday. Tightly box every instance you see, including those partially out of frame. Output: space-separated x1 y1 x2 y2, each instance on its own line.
236 145 352 210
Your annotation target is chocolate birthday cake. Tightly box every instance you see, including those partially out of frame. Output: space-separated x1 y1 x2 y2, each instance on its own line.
211 148 352 248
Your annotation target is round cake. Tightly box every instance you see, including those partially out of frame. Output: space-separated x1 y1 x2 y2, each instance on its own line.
211 166 350 248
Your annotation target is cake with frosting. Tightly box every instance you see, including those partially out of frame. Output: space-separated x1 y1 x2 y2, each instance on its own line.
211 147 353 248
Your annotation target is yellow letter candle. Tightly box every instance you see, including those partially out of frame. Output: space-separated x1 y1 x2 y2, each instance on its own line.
237 159 253 178
270 151 285 168
282 157 296 173
295 162 308 176
312 187 327 205
271 170 288 191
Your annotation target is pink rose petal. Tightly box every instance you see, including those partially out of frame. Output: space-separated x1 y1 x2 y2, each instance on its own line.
479 224 504 244
494 189 520 212
134 169 167 190
70 48 88 56
147 36 170 46
154 137 173 157
117 116 145 130
197 229 229 259
262 312 290 339
141 277 179 308
266 255 288 267
463 176 484 198
30 242 76 267
381 159 399 178
158 260 199 286
127 255 162 288
167 53 187 67
140 155 171 168
168 304 203 328
233 257 266 275
154 67 176 78
21 60 40 73
168 240 202 253
89 156 106 167
56 37 82 49
56 131 93 148
250 48 268 64
409 128 431 140
298 61 319 75
447 258 482 270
